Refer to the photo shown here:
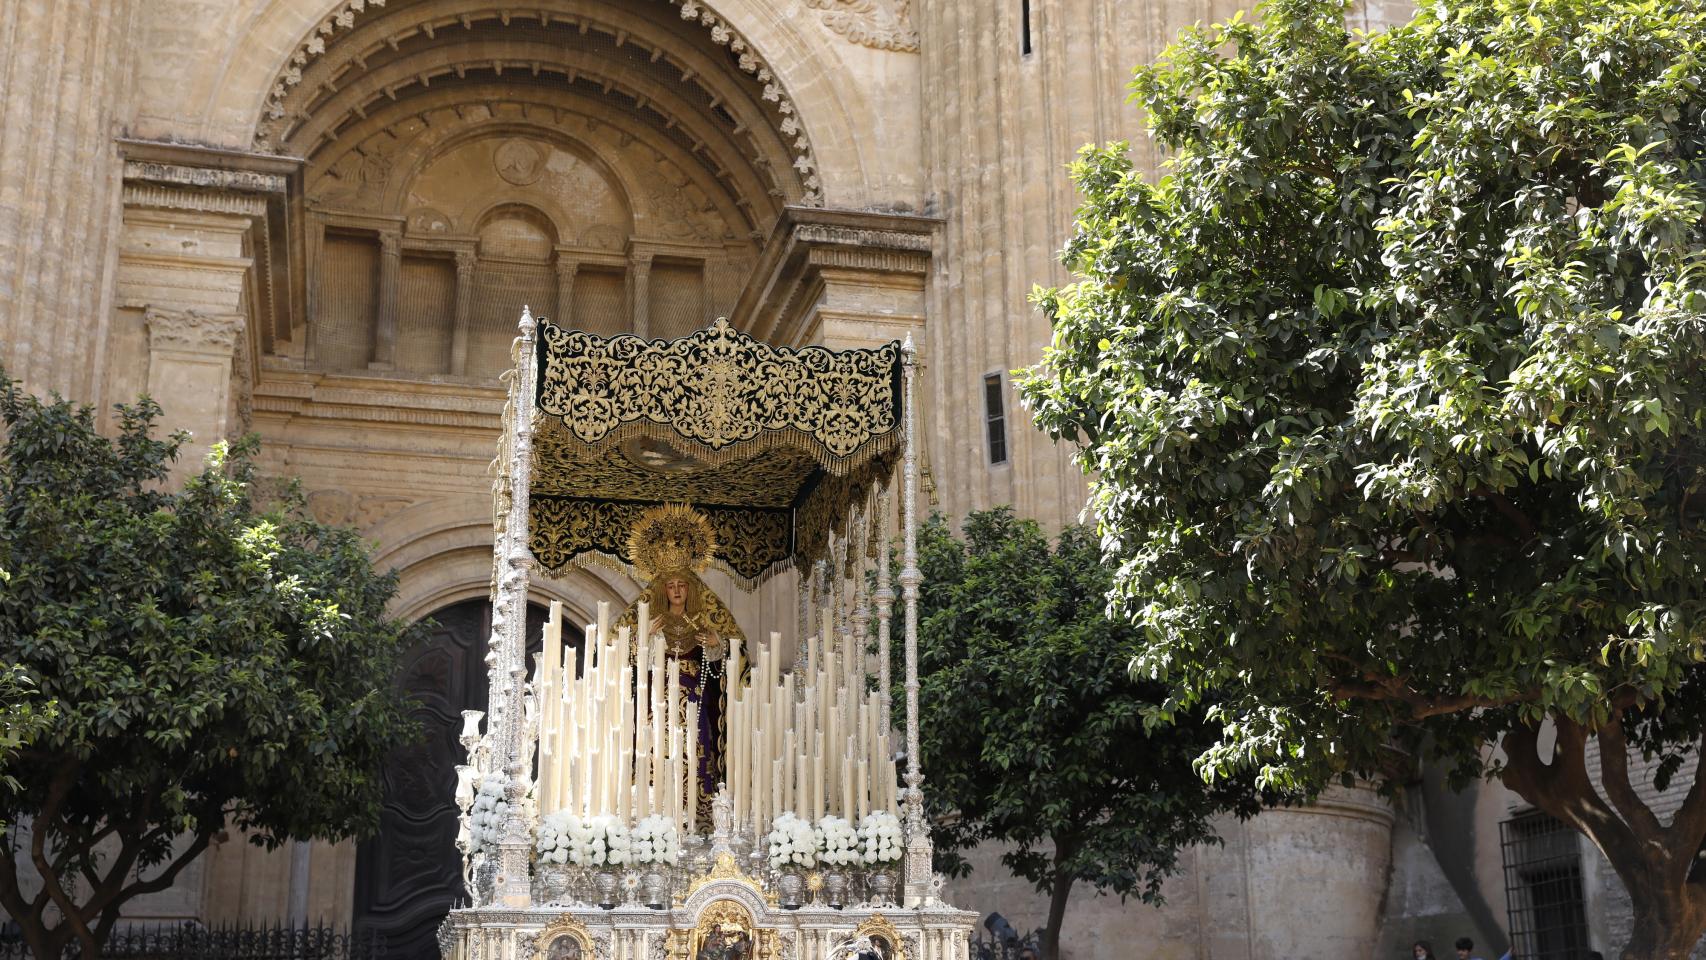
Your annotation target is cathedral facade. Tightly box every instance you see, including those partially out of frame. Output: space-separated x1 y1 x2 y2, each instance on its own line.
1 0 1668 957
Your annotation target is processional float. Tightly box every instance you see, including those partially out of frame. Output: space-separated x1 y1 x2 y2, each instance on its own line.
440 311 975 960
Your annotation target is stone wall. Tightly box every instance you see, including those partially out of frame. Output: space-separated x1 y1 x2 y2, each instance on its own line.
0 0 138 401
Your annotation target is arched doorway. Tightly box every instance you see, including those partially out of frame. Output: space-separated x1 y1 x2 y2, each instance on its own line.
353 599 551 960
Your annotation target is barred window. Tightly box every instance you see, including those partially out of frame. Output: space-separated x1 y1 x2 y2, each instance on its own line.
1020 0 1034 57
1500 810 1593 960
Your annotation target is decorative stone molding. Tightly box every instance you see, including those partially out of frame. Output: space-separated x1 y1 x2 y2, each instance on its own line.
144 307 244 354
804 0 919 53
123 160 286 195
255 0 823 204
121 184 267 217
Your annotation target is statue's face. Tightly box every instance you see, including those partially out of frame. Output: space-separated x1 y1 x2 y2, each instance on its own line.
665 577 690 609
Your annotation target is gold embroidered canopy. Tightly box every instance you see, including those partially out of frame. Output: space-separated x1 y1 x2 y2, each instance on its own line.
528 319 903 587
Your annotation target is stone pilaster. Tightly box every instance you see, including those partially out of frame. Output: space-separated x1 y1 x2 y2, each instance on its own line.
370 231 402 369
451 250 477 376
554 256 578 328
144 308 243 477
628 252 653 337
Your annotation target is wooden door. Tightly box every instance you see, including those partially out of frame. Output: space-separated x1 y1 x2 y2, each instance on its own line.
354 600 544 960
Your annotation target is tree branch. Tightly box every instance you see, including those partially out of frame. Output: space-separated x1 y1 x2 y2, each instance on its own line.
1597 718 1665 841
1665 742 1706 858
1327 674 1521 719
1469 488 1538 542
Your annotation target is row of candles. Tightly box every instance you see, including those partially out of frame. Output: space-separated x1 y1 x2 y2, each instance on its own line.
530 600 902 836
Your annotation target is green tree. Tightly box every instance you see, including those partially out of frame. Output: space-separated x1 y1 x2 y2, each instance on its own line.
908 510 1260 960
0 663 56 826
1017 1 1706 956
0 374 418 960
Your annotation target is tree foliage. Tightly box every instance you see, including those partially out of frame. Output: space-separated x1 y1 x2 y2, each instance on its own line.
910 510 1260 958
1017 1 1706 955
0 374 418 960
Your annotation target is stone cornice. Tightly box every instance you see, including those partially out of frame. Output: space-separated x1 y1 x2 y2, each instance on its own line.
733 206 940 344
253 366 507 431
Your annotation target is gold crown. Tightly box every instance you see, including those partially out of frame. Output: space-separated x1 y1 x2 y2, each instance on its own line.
628 504 717 580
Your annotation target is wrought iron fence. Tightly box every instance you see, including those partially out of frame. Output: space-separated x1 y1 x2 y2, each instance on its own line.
0 923 386 960
966 921 1044 960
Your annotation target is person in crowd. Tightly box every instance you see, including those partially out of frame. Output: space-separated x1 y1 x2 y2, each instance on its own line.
1455 937 1484 960
1413 942 1437 960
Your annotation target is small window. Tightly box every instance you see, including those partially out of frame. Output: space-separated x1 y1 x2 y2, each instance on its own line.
984 373 1008 465
1020 0 1034 57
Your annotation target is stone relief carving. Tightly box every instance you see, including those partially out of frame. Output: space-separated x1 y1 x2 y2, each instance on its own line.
408 207 455 234
495 139 547 186
578 224 625 250
646 188 714 241
143 308 243 353
306 489 417 529
804 0 920 53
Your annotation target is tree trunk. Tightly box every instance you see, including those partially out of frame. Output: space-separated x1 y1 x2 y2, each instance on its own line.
1500 719 1706 960
1615 864 1706 960
1041 839 1076 960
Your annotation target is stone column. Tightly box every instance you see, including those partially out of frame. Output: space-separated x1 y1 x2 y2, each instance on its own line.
628 252 653 337
450 250 476 376
370 230 402 369
554 256 578 327
144 308 243 480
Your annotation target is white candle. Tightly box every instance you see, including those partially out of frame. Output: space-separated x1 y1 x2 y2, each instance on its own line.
856 758 869 819
841 749 854 820
812 750 825 820
686 701 699 833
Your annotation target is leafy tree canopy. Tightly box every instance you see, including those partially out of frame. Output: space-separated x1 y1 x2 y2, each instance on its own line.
0 374 418 960
911 510 1260 959
1017 0 1706 955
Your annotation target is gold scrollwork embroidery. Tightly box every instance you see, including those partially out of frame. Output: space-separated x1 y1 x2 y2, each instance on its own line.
535 319 901 466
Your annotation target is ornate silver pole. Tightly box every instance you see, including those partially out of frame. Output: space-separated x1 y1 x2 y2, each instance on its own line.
849 502 871 686
874 489 893 731
898 336 930 906
494 306 539 907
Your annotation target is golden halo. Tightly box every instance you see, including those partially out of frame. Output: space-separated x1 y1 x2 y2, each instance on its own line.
627 504 718 581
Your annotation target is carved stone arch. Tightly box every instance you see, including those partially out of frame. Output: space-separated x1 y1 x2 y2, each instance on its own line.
286 46 785 232
370 503 635 624
252 0 823 205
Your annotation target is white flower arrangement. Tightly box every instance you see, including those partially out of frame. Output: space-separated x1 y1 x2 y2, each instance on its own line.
468 774 511 854
535 810 577 865
816 815 862 868
858 811 903 866
767 812 818 870
572 814 632 867
630 815 681 866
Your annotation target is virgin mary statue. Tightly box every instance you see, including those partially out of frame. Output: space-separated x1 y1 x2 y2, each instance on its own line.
616 505 745 821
